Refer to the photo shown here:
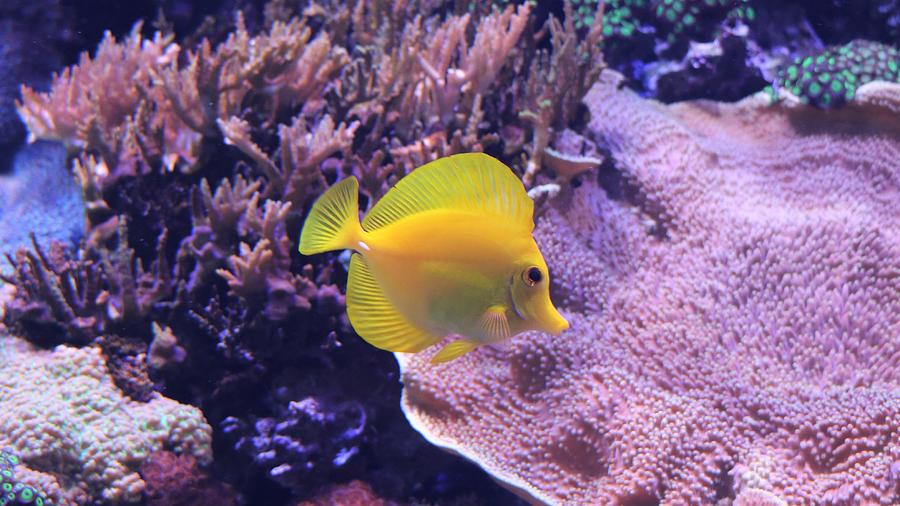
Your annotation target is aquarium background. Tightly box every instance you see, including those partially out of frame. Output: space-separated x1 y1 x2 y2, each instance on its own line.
0 1 897 505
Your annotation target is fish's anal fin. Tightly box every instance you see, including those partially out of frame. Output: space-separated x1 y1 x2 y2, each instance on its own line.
479 305 510 343
431 340 478 364
347 253 440 353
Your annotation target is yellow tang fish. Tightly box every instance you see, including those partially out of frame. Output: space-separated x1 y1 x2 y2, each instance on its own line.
298 152 568 363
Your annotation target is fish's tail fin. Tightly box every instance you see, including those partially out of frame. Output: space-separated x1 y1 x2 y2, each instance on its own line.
299 176 363 255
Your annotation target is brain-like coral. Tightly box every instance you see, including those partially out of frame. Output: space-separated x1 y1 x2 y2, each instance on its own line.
0 337 213 505
772 39 900 107
397 71 900 504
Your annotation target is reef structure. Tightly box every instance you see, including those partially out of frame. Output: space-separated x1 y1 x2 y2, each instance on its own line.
770 39 900 108
397 70 900 505
0 337 212 505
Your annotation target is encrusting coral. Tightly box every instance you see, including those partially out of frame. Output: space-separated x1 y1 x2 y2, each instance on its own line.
0 337 212 505
397 70 900 505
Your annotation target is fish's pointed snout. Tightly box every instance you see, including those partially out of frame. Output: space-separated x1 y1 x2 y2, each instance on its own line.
543 309 569 336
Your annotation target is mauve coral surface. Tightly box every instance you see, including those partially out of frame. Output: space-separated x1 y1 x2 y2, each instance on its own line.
397 71 900 505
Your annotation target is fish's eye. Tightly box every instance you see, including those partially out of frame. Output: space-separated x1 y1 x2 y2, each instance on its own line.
523 266 542 286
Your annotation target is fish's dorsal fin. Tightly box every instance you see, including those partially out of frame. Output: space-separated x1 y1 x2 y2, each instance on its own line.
479 305 510 342
362 153 534 232
431 339 478 363
347 253 441 353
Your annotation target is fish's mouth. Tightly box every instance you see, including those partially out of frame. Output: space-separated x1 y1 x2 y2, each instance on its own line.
507 281 569 335
543 311 569 336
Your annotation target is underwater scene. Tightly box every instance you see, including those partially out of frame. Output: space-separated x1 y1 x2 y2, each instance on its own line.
0 0 898 505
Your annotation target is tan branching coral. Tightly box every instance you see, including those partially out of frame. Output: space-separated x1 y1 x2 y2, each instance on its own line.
1 239 105 344
18 13 350 187
520 0 606 186
17 25 189 181
1 220 172 345
173 173 319 321
151 13 350 165
214 14 348 116
389 131 460 174
150 38 235 141
16 24 177 148
416 4 530 130
462 4 531 100
217 197 324 321
176 175 260 293
100 220 172 325
218 114 359 209
218 239 276 300
275 115 358 206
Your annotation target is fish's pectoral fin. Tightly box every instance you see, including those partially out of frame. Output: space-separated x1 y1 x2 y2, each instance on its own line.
431 339 479 364
347 253 440 353
479 305 511 343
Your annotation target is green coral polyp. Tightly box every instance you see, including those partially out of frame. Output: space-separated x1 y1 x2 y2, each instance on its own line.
774 40 900 108
0 450 51 506
574 0 754 48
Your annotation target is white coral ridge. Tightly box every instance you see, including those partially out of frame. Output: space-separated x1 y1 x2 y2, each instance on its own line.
0 340 213 504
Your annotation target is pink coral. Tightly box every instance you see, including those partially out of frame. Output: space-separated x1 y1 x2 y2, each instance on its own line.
295 480 392 506
397 71 900 505
140 451 235 506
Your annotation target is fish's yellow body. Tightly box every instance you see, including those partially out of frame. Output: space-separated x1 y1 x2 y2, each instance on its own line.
299 153 568 363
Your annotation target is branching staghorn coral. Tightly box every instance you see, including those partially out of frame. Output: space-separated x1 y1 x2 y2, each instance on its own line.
217 197 323 321
217 114 359 210
326 3 536 200
1 221 171 348
417 4 530 127
15 24 176 148
16 25 192 182
520 0 606 186
17 13 349 187
2 238 108 346
175 175 260 294
397 70 900 505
